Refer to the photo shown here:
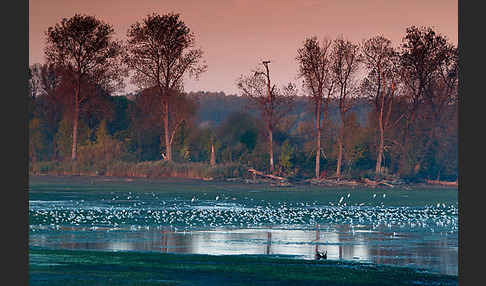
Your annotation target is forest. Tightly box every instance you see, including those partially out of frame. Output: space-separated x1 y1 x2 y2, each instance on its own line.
28 13 458 183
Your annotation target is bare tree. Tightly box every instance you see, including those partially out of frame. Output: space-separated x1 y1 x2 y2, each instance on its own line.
398 26 454 175
330 36 361 178
361 35 399 175
415 43 458 177
296 37 335 178
45 14 124 161
124 13 207 162
237 61 296 173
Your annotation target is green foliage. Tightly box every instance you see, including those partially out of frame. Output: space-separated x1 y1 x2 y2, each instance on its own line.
95 119 110 144
54 117 91 160
279 139 294 175
76 120 127 174
240 130 257 151
29 117 48 162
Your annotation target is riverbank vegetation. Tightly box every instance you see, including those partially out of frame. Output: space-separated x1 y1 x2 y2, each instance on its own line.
29 248 458 286
28 13 457 184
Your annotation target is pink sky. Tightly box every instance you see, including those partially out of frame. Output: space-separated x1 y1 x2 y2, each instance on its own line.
29 0 457 95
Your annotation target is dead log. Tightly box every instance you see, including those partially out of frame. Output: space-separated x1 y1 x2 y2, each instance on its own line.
363 178 378 186
379 181 394 188
426 179 458 187
363 178 394 188
248 168 286 181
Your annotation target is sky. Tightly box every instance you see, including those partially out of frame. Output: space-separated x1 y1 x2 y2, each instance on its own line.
29 0 457 95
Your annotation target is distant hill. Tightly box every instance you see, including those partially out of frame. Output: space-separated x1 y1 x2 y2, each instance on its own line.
187 91 372 128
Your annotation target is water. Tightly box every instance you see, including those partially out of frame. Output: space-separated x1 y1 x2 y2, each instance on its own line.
28 177 458 276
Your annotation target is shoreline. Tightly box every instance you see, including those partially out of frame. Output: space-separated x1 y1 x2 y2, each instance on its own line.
28 173 458 191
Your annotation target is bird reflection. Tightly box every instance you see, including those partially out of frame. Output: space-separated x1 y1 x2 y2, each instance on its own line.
314 224 327 260
266 231 272 255
161 228 170 253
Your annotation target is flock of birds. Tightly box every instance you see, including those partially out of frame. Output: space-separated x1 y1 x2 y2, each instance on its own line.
29 191 458 236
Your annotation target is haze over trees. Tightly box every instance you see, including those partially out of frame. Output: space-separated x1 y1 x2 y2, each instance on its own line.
29 12 458 183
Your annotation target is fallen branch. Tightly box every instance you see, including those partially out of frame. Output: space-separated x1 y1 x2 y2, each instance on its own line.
363 178 394 188
309 178 359 186
248 168 286 181
379 181 394 188
363 178 378 186
426 179 458 187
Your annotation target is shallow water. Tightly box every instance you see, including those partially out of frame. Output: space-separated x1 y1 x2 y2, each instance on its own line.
28 177 458 276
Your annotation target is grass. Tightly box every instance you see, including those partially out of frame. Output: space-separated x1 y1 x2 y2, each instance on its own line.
29 248 457 286
30 160 250 180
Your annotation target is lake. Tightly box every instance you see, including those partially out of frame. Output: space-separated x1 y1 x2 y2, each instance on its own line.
29 175 458 276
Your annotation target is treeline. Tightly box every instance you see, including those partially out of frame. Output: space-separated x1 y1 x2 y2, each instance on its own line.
28 12 457 182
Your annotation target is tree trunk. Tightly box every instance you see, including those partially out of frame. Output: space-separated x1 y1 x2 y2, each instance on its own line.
376 92 385 175
269 126 274 173
336 137 343 178
336 112 344 178
264 62 274 174
163 98 172 161
398 114 412 176
71 81 80 162
210 142 216 166
52 137 57 161
315 100 321 178
376 131 384 175
30 142 36 163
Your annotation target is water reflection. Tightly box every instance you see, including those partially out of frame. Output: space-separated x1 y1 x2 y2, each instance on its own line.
29 224 457 275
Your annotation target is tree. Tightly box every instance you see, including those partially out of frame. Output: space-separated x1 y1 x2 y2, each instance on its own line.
216 112 259 165
123 12 207 162
134 87 198 161
361 35 399 175
330 37 361 177
45 14 124 161
237 61 296 173
55 116 90 160
279 139 295 175
29 118 48 163
416 44 458 178
398 26 455 176
296 37 335 178
341 112 370 177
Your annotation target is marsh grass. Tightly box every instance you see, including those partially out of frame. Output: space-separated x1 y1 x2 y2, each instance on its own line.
29 248 458 286
30 160 250 180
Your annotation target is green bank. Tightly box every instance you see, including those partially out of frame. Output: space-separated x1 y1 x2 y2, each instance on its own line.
29 248 457 286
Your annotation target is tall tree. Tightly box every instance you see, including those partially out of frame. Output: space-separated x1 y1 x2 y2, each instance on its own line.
398 26 454 175
330 37 361 178
45 14 124 161
237 61 296 173
415 43 458 178
123 12 207 162
296 37 335 178
361 35 399 175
